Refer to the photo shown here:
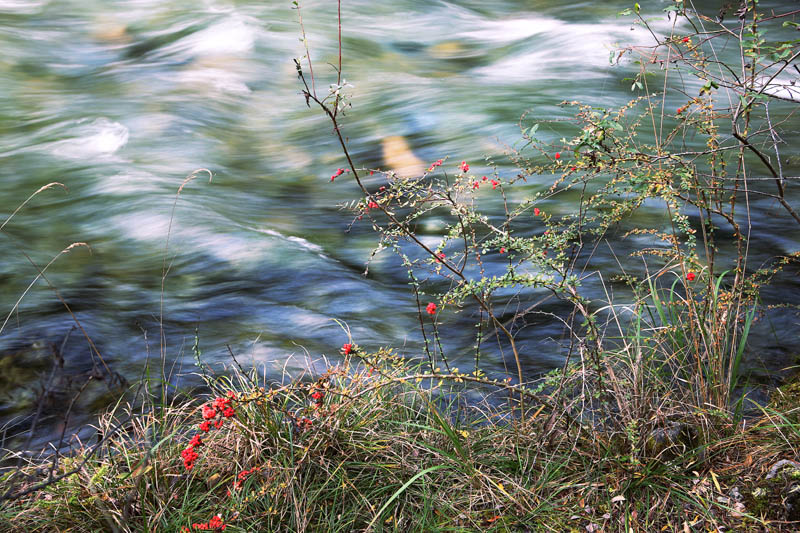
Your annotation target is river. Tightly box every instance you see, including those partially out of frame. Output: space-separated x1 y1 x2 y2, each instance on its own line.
1 0 798 450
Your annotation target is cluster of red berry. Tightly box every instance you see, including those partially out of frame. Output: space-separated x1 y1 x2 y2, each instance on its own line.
471 175 502 190
181 441 200 470
181 514 226 531
232 466 261 490
427 159 444 172
330 168 348 181
182 392 237 471
309 386 326 410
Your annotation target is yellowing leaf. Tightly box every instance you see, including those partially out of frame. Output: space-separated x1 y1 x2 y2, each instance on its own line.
131 463 152 477
710 470 722 492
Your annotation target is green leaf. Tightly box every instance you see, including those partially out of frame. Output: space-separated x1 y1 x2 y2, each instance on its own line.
699 80 718 96
366 465 449 530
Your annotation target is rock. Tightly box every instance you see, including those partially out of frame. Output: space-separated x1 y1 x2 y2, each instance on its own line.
381 136 425 178
91 16 129 43
740 459 800 522
767 459 800 480
428 41 465 59
0 342 56 416
0 337 127 451
644 421 697 458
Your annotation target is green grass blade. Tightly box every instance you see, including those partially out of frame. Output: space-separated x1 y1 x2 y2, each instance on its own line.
366 465 449 531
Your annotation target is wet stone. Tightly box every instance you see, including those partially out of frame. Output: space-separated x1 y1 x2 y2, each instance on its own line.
0 341 55 417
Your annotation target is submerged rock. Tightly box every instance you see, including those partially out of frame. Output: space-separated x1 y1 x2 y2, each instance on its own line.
381 135 425 178
0 337 127 451
0 341 56 417
428 41 465 59
91 16 130 44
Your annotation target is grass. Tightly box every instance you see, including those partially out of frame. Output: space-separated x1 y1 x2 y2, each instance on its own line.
3 340 800 532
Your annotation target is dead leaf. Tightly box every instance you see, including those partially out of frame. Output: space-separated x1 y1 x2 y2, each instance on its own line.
710 470 722 492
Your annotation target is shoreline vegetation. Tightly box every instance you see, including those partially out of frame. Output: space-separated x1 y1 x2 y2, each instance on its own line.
5 353 800 532
4 0 800 531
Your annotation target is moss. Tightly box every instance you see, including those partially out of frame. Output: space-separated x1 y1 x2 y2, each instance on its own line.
741 464 800 523
744 486 770 516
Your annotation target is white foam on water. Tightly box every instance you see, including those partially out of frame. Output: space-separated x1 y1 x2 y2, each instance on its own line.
177 67 252 95
49 118 129 159
253 227 323 254
200 232 276 263
419 235 444 249
113 211 173 242
460 17 563 43
244 345 336 375
92 170 171 196
0 0 48 14
178 15 257 57
756 75 800 103
242 344 287 364
111 211 329 266
201 0 236 14
474 17 688 82
111 211 273 263
123 112 175 138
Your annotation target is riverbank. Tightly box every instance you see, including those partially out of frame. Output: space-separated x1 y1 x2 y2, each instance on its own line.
4 347 800 532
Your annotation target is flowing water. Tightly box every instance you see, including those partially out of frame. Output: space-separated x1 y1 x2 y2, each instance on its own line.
1 0 798 449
